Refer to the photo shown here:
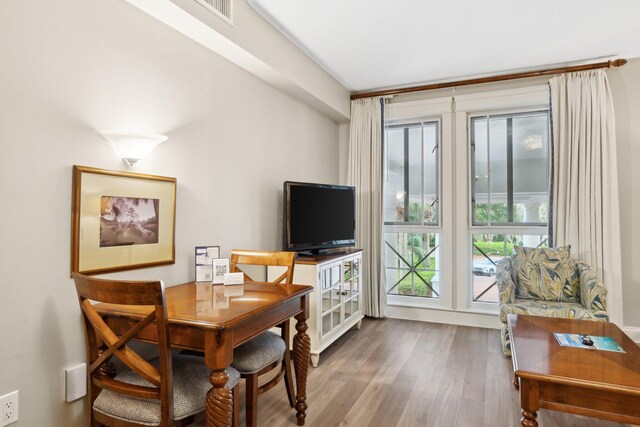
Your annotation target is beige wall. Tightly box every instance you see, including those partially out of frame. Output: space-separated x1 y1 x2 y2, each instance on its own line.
0 0 341 425
167 0 350 120
608 57 640 328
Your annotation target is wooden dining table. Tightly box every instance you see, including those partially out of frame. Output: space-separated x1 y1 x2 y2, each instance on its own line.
95 281 314 427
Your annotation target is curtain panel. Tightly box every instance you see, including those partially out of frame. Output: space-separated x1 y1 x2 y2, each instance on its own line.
549 70 623 325
348 97 387 318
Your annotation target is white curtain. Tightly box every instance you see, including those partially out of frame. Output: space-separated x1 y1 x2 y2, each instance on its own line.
549 70 623 325
348 98 387 318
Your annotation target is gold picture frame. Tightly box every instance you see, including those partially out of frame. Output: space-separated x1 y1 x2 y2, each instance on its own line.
71 165 176 275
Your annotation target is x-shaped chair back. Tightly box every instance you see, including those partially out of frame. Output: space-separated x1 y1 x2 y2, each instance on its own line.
229 249 297 284
72 273 175 425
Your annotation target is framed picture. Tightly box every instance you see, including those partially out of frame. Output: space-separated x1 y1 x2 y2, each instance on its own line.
71 165 177 275
212 258 230 284
195 246 220 283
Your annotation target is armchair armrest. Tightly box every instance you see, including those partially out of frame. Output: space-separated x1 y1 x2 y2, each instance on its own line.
496 258 516 305
575 261 608 319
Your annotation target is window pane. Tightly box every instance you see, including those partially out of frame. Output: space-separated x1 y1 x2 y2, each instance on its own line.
512 114 549 223
471 112 549 225
385 232 440 298
384 127 408 223
489 117 509 222
471 233 548 303
384 121 439 225
407 126 422 222
423 123 438 223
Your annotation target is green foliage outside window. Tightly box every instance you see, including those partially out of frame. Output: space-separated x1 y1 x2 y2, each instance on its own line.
473 241 514 256
474 203 523 223
396 257 436 297
388 232 438 297
396 201 437 224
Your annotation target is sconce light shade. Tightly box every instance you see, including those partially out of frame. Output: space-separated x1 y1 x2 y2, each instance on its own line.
100 131 168 166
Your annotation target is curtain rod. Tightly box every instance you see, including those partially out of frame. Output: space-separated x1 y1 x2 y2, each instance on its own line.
350 58 627 100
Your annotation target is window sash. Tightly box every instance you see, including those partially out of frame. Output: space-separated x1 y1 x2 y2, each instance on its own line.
384 119 440 227
469 110 549 227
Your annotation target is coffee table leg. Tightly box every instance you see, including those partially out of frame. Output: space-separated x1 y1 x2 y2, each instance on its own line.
519 379 539 427
206 369 232 427
294 312 310 426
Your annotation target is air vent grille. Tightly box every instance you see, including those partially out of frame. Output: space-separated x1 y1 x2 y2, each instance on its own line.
194 0 232 24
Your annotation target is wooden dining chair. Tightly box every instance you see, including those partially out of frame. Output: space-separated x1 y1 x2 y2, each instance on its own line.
229 249 297 427
71 273 240 427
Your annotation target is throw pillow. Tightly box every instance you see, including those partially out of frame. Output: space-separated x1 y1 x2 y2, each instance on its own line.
512 245 579 302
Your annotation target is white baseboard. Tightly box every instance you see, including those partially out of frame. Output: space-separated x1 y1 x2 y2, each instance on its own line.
386 305 501 330
387 306 640 344
623 326 640 343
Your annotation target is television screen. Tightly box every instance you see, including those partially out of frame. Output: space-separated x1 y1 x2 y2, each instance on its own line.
284 181 355 254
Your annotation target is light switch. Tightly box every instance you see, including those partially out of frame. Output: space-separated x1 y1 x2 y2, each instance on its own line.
65 363 86 402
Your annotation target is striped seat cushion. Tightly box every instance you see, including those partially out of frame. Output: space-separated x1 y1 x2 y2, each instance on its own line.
232 331 286 374
94 355 239 426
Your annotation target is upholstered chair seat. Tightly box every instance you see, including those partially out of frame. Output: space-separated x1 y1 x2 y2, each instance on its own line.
229 249 297 427
497 246 608 356
232 331 286 374
94 355 240 426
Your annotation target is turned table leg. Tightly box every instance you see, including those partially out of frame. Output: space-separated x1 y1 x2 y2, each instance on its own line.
206 369 232 427
293 312 310 426
521 410 538 427
519 379 539 427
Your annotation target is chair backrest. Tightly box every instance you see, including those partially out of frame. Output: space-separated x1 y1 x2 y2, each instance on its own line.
230 249 297 284
71 273 175 423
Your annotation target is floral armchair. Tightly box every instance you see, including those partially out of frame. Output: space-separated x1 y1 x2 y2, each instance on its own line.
497 246 608 356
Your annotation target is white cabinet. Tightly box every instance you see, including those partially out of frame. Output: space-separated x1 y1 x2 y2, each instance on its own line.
268 250 364 367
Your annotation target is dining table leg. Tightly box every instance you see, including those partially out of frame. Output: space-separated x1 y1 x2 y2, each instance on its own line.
293 311 311 426
206 369 233 426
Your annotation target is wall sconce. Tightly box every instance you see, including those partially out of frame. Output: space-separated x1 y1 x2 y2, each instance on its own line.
100 131 168 167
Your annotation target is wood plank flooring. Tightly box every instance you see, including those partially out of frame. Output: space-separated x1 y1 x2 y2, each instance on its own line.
192 318 633 427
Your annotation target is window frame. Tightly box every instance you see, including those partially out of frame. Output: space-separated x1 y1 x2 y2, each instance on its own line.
469 110 550 227
383 86 551 317
454 86 551 314
384 96 454 310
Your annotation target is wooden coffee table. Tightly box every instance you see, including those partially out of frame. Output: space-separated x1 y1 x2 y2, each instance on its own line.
508 314 640 426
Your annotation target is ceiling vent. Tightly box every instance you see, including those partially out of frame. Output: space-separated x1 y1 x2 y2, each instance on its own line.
193 0 232 24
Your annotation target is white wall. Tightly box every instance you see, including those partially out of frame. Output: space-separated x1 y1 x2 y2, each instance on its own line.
0 0 341 425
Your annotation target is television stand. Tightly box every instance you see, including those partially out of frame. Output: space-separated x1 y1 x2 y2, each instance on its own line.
296 247 361 260
299 249 330 257
268 249 364 367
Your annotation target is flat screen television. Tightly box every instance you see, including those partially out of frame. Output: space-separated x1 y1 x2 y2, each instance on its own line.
283 181 355 255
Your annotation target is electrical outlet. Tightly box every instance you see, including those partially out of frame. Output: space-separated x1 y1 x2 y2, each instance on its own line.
0 391 18 426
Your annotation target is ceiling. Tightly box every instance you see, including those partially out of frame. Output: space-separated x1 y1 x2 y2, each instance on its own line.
248 0 640 93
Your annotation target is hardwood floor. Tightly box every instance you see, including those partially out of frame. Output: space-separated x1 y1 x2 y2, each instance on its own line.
192 318 633 427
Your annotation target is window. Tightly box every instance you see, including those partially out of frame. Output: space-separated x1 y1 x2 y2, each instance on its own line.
383 85 551 318
384 120 441 299
469 111 550 303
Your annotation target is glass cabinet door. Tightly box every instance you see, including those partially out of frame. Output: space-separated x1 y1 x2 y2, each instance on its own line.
343 256 361 321
320 256 362 339
321 288 331 312
321 262 344 337
322 311 332 337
